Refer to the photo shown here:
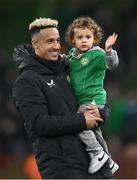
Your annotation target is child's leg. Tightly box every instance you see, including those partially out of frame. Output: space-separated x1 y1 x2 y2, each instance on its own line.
78 103 109 173
94 127 109 153
78 130 109 174
78 103 107 154
78 103 118 174
79 130 103 154
94 127 119 174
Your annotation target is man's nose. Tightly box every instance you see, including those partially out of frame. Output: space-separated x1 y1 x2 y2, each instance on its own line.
53 41 60 49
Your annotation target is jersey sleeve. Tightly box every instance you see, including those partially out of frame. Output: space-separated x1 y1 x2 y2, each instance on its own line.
106 49 119 70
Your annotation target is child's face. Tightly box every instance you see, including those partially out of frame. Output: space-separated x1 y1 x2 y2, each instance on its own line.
72 27 94 53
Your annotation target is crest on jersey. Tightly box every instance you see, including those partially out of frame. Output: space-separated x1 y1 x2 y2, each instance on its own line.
80 58 89 66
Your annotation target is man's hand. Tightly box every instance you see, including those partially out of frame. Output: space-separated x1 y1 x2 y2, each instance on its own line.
105 33 118 51
84 110 103 129
79 104 101 118
86 104 101 118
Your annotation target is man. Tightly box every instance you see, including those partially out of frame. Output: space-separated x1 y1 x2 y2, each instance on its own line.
12 17 113 179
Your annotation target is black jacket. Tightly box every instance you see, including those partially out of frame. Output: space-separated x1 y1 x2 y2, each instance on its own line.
12 44 112 179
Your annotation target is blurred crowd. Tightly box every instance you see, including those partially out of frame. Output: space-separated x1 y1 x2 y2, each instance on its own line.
0 49 35 178
0 0 137 178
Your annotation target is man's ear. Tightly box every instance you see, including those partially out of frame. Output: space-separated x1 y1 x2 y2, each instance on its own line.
32 39 38 50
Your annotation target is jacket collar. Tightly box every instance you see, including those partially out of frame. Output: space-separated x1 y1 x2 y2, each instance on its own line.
13 43 69 76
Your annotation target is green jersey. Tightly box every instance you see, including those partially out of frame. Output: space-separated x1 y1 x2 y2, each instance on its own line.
68 47 107 106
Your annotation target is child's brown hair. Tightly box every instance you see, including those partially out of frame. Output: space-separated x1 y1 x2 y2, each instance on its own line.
66 16 103 46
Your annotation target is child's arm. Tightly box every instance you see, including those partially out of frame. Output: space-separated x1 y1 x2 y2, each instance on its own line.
105 33 119 69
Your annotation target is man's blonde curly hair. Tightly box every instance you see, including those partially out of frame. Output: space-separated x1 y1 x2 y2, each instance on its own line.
65 16 103 46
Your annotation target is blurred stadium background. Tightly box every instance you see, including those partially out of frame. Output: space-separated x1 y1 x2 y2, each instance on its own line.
0 0 137 178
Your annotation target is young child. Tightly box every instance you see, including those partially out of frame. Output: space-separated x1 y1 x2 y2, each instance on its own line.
65 16 119 174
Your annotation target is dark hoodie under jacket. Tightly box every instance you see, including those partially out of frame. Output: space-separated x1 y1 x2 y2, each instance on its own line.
12 44 113 179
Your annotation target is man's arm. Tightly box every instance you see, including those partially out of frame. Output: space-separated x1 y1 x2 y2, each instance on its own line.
13 76 102 137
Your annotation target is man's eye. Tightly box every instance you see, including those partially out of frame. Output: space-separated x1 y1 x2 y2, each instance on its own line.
57 39 60 42
47 40 53 43
46 39 54 43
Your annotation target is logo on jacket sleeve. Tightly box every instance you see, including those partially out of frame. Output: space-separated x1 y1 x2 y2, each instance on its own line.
46 80 55 88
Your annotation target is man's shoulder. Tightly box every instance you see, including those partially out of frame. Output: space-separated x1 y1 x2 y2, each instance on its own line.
13 70 39 87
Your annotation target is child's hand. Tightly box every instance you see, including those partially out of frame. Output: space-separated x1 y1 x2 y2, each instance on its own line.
105 33 118 51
